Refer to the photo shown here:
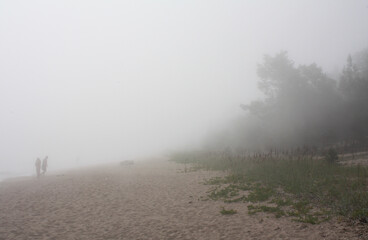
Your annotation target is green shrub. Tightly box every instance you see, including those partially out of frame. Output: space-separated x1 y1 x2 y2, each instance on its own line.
325 148 338 163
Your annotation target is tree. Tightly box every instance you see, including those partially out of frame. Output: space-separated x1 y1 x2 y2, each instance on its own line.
339 51 368 143
205 50 368 152
242 52 341 148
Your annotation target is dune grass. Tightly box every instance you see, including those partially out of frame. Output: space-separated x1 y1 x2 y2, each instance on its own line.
170 151 368 223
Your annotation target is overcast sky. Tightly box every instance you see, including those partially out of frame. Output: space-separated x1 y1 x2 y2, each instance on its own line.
1 0 368 173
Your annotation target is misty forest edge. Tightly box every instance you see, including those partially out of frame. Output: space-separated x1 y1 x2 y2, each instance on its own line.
171 49 368 224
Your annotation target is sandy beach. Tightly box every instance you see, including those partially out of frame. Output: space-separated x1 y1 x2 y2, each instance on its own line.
0 158 366 240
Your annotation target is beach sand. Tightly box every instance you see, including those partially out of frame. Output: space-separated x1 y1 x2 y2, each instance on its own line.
0 157 366 240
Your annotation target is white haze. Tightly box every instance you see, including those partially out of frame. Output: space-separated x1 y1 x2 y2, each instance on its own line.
1 0 368 173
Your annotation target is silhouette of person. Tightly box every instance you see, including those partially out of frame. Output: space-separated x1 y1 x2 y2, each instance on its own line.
42 156 48 175
35 158 41 177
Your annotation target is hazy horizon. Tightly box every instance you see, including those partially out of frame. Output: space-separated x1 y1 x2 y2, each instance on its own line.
1 0 368 173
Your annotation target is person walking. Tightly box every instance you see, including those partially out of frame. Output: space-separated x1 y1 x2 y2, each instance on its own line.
35 158 41 177
42 156 48 175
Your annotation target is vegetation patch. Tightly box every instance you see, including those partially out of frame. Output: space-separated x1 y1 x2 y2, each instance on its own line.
203 176 226 185
220 207 237 215
245 184 274 203
208 184 240 200
171 151 368 223
271 197 293 207
248 204 285 218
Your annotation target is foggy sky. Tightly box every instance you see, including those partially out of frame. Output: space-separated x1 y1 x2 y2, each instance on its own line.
1 0 368 173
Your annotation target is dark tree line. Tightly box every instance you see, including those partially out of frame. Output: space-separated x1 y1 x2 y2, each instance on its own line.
205 49 368 152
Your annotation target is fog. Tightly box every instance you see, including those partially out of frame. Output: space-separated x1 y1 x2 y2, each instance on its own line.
1 1 368 174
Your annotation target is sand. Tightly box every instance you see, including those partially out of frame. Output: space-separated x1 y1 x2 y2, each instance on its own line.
0 158 366 240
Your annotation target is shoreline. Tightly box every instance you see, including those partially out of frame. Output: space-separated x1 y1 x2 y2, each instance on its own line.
0 172 33 183
0 160 127 183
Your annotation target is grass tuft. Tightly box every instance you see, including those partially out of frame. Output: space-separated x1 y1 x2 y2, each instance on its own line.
220 207 237 215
